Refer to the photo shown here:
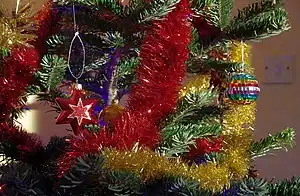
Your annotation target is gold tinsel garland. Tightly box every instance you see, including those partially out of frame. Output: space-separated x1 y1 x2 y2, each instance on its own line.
103 148 230 192
230 41 253 73
222 101 255 178
179 75 211 98
99 71 255 192
0 1 37 50
221 41 255 179
173 41 255 188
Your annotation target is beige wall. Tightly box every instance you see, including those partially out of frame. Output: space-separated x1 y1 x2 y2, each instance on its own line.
236 0 300 180
3 0 300 180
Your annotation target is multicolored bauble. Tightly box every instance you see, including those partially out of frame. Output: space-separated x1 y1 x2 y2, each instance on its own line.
227 73 260 104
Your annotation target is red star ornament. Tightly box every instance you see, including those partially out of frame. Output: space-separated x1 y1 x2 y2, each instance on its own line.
55 89 98 135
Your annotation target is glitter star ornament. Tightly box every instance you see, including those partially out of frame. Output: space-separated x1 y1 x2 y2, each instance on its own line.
55 89 98 135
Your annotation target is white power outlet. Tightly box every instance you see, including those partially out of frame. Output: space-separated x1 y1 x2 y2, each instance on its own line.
263 55 296 84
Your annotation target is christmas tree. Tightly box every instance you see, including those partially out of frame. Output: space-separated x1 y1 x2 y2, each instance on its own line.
0 0 298 195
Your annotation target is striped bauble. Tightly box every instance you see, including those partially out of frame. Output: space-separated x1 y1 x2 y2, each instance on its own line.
227 73 260 104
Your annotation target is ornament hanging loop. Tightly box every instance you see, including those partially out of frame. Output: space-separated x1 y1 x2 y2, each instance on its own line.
67 4 86 85
241 39 245 72
16 0 20 15
72 3 78 32
67 31 86 82
74 82 82 90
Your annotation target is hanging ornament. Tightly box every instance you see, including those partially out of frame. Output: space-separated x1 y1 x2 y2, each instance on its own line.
55 4 99 135
99 101 125 124
227 73 260 104
55 88 98 135
227 40 259 104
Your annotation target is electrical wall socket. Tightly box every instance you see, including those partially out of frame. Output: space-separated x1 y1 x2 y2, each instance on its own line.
263 55 296 84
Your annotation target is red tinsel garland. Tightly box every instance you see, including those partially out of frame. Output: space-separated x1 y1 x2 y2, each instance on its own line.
58 0 192 177
0 0 56 120
0 1 57 163
33 0 60 55
0 46 39 120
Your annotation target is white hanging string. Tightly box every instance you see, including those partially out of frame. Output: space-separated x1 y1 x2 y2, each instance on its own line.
67 4 86 84
72 2 78 31
241 39 245 72
16 0 20 15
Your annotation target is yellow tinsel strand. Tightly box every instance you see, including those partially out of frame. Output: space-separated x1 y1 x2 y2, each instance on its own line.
230 41 253 73
177 75 254 183
0 1 37 50
217 40 256 179
222 94 256 179
169 40 255 189
103 148 230 192
179 75 210 98
223 102 256 136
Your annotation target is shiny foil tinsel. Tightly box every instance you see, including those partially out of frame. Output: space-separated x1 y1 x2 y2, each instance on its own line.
222 96 256 179
179 75 211 98
0 2 38 50
103 148 230 192
230 41 253 73
219 40 255 179
57 0 193 177
177 74 254 184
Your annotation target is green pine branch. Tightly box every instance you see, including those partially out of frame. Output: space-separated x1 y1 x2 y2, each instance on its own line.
101 32 126 48
238 177 300 196
83 124 102 133
188 27 203 56
84 56 109 72
161 89 223 156
1 48 9 57
44 136 70 162
57 0 180 24
56 0 124 16
0 163 46 195
117 56 139 79
225 0 290 41
35 55 68 92
234 0 284 21
238 178 269 196
190 0 289 47
219 0 234 29
191 0 220 27
204 60 246 71
188 58 247 73
115 56 139 93
269 177 300 195
191 0 234 29
188 29 244 74
166 89 220 125
160 123 222 156
61 155 106 189
167 177 213 195
128 0 144 10
130 0 180 23
61 154 142 195
250 128 295 159
46 35 66 49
